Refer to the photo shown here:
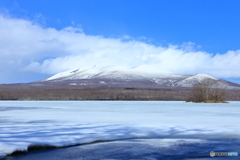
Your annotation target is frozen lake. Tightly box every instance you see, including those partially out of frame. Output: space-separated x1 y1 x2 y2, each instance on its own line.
0 101 240 159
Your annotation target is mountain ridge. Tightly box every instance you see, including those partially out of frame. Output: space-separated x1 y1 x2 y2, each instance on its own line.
41 66 240 90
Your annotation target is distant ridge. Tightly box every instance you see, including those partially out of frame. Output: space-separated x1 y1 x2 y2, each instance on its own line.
41 66 240 90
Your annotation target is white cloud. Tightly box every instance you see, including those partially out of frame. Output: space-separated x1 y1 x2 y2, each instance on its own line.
0 14 240 83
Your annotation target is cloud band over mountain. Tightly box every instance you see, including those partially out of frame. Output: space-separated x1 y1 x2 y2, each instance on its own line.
0 15 240 83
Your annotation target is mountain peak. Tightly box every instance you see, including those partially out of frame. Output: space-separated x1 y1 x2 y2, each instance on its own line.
43 66 175 82
194 74 218 80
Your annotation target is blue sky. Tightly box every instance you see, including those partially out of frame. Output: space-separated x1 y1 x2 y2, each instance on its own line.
0 0 240 83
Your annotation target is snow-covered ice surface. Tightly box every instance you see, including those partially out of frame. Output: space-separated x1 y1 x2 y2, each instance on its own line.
0 101 240 159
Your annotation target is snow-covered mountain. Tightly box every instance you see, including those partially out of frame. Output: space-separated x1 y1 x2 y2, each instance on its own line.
41 66 240 89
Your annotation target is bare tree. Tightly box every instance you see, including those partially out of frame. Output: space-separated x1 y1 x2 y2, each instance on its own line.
189 78 226 103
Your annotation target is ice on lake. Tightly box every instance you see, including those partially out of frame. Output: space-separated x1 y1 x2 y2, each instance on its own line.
0 101 240 159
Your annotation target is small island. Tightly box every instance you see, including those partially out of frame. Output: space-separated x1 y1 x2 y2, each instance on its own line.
187 78 228 103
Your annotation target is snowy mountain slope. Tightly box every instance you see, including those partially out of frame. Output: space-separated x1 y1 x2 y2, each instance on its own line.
41 66 240 89
44 66 184 81
176 74 218 87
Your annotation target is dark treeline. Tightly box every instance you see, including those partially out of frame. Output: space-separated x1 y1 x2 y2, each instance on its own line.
0 87 240 101
0 88 189 101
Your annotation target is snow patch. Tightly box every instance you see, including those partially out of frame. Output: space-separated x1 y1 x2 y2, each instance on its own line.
100 81 106 84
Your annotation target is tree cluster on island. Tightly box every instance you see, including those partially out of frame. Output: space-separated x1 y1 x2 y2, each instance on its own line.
187 78 227 103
